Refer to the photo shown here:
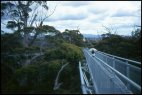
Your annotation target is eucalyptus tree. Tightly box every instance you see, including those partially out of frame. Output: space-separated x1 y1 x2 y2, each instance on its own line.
1 1 60 68
1 1 58 47
62 29 84 47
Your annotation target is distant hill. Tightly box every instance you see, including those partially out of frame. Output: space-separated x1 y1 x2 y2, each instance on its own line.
82 34 101 40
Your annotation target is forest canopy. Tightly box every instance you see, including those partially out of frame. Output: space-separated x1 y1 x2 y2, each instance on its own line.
1 1 141 94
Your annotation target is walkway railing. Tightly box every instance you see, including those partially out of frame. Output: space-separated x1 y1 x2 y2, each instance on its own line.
79 48 141 94
95 50 141 93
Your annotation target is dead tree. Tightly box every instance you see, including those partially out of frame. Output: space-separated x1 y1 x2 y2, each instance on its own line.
53 62 69 90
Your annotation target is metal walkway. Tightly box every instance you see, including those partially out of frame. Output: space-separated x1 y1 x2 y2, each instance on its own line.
79 48 141 94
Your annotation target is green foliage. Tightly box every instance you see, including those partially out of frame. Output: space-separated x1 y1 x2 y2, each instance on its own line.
1 32 23 53
15 65 38 88
1 2 15 16
2 40 82 94
62 29 84 47
60 43 83 62
45 43 83 63
3 65 38 94
1 64 13 92
1 27 84 93
6 21 17 29
42 25 60 34
131 28 141 39
3 59 77 94
1 1 84 93
93 28 141 61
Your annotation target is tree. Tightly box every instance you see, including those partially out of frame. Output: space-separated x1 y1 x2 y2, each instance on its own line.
1 1 83 94
1 1 58 47
29 25 60 46
93 28 141 61
62 29 84 47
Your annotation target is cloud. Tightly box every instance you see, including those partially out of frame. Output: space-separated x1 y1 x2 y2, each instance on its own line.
46 13 87 22
60 1 90 7
111 8 138 17
1 1 141 36
45 5 88 22
112 11 135 17
88 6 108 15
89 12 109 23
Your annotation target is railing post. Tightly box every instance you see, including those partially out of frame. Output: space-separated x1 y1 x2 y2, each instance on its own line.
126 61 130 89
105 55 107 63
112 57 116 78
112 57 115 68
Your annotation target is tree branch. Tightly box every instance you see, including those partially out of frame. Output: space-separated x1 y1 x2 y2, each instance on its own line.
29 3 39 26
24 53 44 66
42 3 58 22
30 14 37 27
53 62 69 90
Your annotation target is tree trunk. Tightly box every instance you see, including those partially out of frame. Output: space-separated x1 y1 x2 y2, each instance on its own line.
18 1 29 48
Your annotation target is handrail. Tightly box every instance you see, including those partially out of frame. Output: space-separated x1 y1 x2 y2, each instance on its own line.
79 62 87 94
85 49 141 91
83 48 141 93
97 51 141 65
84 49 141 91
94 55 141 91
96 51 141 71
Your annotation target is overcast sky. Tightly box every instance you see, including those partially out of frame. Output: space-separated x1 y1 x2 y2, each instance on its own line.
1 1 141 35
44 1 141 35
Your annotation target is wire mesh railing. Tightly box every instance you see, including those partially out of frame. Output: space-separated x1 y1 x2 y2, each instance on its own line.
83 49 131 94
82 48 141 94
95 50 141 93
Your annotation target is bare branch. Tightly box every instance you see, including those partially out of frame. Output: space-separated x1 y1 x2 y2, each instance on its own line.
30 14 37 26
35 20 38 27
102 25 111 33
77 25 80 30
41 3 58 23
53 62 69 90
29 3 39 26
